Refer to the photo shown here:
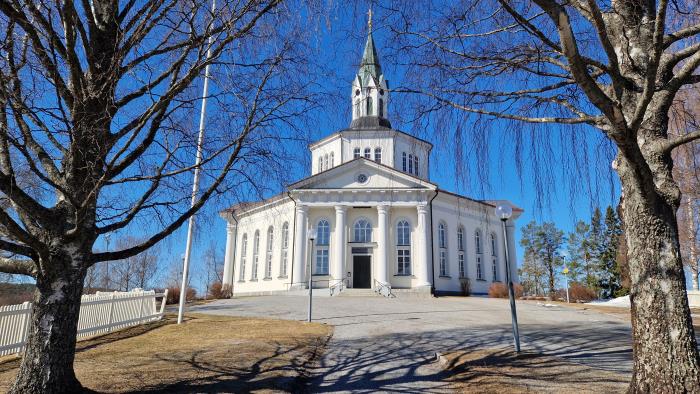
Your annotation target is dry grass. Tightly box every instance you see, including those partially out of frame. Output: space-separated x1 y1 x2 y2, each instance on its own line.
0 313 332 393
442 348 628 393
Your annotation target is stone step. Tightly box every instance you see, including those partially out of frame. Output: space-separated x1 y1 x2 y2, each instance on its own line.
336 288 379 297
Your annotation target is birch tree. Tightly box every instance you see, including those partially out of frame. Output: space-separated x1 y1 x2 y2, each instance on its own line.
383 0 700 390
0 0 314 392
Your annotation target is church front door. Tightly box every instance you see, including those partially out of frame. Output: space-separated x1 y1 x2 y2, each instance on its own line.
353 256 371 288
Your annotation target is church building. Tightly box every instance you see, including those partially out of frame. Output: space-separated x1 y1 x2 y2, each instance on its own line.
221 19 522 297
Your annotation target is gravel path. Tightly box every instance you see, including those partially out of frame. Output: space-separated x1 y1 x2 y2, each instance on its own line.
191 296 633 392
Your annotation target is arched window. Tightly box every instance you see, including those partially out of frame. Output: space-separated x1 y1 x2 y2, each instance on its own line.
364 147 371 159
374 147 382 163
396 220 411 275
379 98 384 117
317 156 323 173
475 230 483 280
251 231 260 280
366 96 373 116
408 154 414 174
354 99 360 118
354 218 372 243
280 222 289 277
491 233 498 281
239 234 248 281
265 227 274 278
458 226 466 278
414 155 419 176
330 152 334 168
324 154 329 171
315 220 330 275
439 222 448 276
402 152 407 171
354 147 361 159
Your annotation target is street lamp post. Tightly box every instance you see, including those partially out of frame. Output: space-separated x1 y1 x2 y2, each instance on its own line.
496 203 521 353
307 226 317 323
563 266 570 303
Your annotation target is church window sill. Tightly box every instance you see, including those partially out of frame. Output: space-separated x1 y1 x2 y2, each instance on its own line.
439 275 451 279
312 274 330 277
476 278 487 282
393 274 414 277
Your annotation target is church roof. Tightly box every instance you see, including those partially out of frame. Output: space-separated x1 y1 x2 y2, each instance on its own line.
358 32 382 87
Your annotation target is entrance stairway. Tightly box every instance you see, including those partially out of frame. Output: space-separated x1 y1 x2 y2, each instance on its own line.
336 288 378 297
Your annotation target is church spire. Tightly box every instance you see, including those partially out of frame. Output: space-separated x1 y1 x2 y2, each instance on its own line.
350 7 391 129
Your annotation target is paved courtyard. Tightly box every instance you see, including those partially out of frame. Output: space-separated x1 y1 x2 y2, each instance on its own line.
191 296 633 392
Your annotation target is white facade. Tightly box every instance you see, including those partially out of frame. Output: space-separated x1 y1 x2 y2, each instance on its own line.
221 27 522 297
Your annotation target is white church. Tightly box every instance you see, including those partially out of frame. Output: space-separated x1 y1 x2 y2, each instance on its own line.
221 21 522 297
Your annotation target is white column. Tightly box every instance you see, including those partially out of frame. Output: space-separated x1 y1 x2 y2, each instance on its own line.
506 221 519 283
222 222 237 289
293 205 309 289
376 205 389 285
416 204 431 287
334 206 347 281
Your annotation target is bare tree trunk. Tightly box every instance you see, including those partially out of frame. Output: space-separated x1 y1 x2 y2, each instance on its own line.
10 252 87 394
618 152 700 392
686 199 699 291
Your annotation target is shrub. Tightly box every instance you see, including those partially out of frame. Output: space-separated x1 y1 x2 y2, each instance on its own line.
488 282 523 298
208 282 232 299
166 286 197 304
557 283 597 302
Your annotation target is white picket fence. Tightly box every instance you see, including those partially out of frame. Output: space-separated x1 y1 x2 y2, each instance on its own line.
0 289 168 357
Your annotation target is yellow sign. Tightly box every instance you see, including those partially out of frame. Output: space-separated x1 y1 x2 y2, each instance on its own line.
563 267 569 274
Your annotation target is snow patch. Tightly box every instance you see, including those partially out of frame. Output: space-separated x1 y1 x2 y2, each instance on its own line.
587 295 631 308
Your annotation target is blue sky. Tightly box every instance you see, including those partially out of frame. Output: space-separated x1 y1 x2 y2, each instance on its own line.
124 4 623 292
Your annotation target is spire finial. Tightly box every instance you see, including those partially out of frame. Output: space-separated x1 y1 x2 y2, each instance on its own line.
367 7 373 33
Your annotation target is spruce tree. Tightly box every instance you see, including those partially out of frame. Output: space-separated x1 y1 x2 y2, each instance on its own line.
599 206 624 298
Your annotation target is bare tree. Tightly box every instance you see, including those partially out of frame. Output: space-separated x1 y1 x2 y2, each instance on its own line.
203 241 221 298
110 236 159 291
382 0 700 390
0 1 315 392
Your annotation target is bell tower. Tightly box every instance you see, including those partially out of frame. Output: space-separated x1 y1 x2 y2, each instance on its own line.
350 8 391 129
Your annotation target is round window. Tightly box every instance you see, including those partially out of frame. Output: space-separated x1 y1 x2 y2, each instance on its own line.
356 173 368 184
355 89 360 96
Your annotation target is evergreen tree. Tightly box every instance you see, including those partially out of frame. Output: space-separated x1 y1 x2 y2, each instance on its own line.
599 206 624 298
566 221 588 282
521 221 565 299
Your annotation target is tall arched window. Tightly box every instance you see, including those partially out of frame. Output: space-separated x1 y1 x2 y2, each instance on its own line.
491 233 498 281
366 96 373 115
364 147 371 159
475 230 483 280
439 222 448 276
315 220 330 275
396 220 411 275
265 227 274 279
374 147 382 163
239 234 248 281
317 156 323 173
458 226 466 278
353 147 361 159
379 98 384 117
354 218 372 243
414 155 419 176
280 222 289 277
402 152 407 171
324 154 329 171
251 231 260 280
330 152 335 168
408 154 414 174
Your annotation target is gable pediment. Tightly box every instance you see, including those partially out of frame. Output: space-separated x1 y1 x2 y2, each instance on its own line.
289 158 435 191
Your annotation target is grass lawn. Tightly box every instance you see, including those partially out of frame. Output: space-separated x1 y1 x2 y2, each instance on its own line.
442 348 629 393
0 313 331 393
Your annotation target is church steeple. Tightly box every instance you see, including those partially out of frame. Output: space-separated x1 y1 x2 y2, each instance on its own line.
350 8 391 129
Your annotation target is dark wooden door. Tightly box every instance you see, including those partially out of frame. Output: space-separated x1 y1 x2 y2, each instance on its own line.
353 256 371 288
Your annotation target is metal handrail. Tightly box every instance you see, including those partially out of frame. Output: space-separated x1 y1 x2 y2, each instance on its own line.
373 279 395 298
329 279 345 296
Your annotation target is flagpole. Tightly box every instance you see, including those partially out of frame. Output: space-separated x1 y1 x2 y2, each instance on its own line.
178 0 216 325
